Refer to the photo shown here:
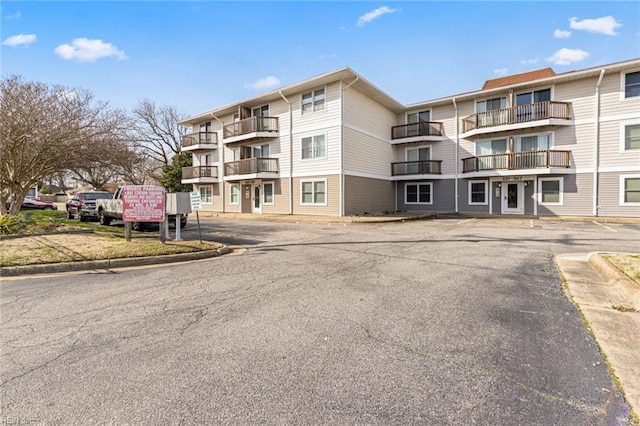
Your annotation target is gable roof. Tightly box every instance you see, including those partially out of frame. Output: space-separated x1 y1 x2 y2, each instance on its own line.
482 68 557 90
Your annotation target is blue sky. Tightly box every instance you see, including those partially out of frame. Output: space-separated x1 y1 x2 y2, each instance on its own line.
2 1 639 117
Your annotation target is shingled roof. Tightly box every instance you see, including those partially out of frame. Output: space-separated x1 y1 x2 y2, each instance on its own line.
482 68 557 90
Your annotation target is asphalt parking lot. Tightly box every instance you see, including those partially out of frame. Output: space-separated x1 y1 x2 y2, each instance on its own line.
1 217 639 424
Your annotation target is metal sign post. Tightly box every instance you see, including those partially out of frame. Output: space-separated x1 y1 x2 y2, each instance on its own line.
190 191 203 244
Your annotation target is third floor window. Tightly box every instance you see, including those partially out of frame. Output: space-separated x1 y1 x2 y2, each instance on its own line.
302 88 325 114
625 71 640 98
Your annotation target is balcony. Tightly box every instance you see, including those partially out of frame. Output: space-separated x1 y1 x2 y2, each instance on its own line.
223 117 279 144
462 150 570 174
181 165 218 184
224 158 279 181
181 132 218 152
462 101 572 137
391 122 445 144
391 160 442 178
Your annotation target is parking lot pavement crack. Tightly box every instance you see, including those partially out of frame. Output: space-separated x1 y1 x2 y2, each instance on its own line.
179 306 208 336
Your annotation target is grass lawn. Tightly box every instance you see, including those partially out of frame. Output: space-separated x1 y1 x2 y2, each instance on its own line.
602 254 640 284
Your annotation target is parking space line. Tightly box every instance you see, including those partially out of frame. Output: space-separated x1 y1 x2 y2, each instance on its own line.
592 221 618 232
457 218 477 225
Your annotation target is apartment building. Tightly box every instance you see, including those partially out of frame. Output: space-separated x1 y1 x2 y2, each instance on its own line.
180 58 640 218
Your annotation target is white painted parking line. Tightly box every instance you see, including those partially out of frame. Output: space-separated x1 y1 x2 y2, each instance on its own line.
457 218 477 225
529 219 534 228
592 221 618 232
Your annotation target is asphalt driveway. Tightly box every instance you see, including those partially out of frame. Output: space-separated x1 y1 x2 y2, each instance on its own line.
1 217 639 424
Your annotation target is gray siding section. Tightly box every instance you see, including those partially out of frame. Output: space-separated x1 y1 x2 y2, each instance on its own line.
598 172 640 217
344 175 395 215
491 182 501 214
537 173 593 216
459 179 490 214
396 179 455 212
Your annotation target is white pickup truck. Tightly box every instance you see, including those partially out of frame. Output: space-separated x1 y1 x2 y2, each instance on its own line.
96 187 187 231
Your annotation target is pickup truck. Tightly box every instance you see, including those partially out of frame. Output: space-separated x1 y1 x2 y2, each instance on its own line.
97 187 188 231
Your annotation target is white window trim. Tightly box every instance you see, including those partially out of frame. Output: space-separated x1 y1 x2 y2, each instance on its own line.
263 181 275 206
538 177 564 205
404 182 433 205
514 132 553 152
620 121 640 153
406 109 431 123
301 133 328 161
300 178 328 206
468 180 489 205
200 185 213 204
620 174 640 206
229 184 240 205
301 86 326 115
405 144 432 161
475 96 508 112
621 70 640 101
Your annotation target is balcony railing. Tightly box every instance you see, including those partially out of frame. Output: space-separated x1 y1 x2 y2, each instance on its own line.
181 132 217 148
224 158 279 176
462 150 570 173
391 122 443 140
462 101 571 132
223 117 279 139
181 165 218 179
391 160 442 176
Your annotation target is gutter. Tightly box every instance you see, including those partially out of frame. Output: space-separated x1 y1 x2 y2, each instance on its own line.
210 114 225 213
593 69 605 217
279 90 294 215
340 77 359 216
452 98 459 213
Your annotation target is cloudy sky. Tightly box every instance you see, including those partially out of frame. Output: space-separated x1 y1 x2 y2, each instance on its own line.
2 1 638 117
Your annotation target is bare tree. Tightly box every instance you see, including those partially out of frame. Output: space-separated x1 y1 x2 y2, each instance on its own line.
0 75 126 215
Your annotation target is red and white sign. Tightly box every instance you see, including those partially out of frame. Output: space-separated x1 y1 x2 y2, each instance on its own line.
122 186 165 222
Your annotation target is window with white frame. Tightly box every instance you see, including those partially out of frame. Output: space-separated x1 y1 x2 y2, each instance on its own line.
301 180 326 205
301 134 326 160
302 88 325 114
263 182 274 205
476 97 506 112
624 71 640 98
229 184 239 205
516 134 550 152
624 124 640 150
539 177 563 205
620 175 640 205
405 183 432 204
468 181 488 205
200 185 213 204
476 139 507 155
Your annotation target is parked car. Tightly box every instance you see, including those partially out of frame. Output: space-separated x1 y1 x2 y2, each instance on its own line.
21 197 58 211
66 191 113 222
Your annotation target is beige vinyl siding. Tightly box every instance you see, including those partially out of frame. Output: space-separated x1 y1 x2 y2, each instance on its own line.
343 175 395 215
293 175 340 216
261 178 291 215
291 126 341 175
344 86 396 139
537 173 593 216
344 127 394 178
432 103 458 175
601 70 640 116
597 172 640 217
290 82 342 133
223 182 242 213
553 78 595 120
599 120 640 168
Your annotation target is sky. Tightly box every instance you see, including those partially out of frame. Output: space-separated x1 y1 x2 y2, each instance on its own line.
1 1 639 118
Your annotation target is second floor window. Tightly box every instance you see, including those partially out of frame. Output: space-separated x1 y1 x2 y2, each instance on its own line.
625 124 640 150
625 71 640 98
302 88 325 114
476 139 507 156
516 134 550 152
301 135 326 159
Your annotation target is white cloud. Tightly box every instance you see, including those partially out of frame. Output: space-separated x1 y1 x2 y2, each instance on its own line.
54 38 127 62
6 11 22 20
569 16 622 36
520 57 539 65
546 48 589 65
357 6 398 27
553 29 571 39
2 33 36 47
493 68 509 76
246 76 280 91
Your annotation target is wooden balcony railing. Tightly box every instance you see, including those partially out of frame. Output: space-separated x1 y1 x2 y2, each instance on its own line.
181 132 217 148
462 101 571 132
391 122 443 140
224 158 279 176
181 165 218 179
391 160 442 176
223 117 279 139
462 150 570 173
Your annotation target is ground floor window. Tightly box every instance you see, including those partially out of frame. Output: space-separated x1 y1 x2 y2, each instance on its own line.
621 175 640 205
230 184 239 205
468 180 488 205
539 177 563 205
405 183 432 204
301 179 326 205
199 185 213 204
263 182 274 205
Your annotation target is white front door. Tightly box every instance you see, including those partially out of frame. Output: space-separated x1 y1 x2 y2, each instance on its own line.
502 182 524 214
252 184 262 214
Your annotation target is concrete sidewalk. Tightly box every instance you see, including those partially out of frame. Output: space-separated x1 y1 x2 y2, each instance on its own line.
556 253 640 421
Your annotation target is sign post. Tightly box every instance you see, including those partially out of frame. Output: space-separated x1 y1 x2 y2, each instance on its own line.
190 191 202 244
122 186 166 243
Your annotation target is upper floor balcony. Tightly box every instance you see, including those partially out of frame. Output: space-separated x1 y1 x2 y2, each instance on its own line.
462 150 571 174
391 160 442 180
181 165 218 184
224 158 279 181
181 132 218 152
391 122 446 144
462 101 572 138
223 117 279 144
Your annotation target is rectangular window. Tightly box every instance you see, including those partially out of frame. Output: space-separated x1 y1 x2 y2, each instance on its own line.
230 184 239 205
539 177 563 205
621 176 640 205
300 179 327 205
624 124 640 150
301 135 326 159
405 183 432 204
200 186 213 204
263 182 274 205
476 139 507 155
476 97 506 113
468 181 488 205
516 134 550 152
302 88 325 114
625 71 640 98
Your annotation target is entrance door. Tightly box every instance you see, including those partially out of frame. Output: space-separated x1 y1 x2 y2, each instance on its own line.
502 182 524 214
252 184 262 213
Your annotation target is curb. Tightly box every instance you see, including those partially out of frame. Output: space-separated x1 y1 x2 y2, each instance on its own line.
0 246 233 277
587 252 640 310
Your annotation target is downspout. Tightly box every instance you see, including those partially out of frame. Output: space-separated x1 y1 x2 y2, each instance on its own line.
340 76 359 217
452 98 459 213
593 69 605 217
210 114 225 212
278 90 293 215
